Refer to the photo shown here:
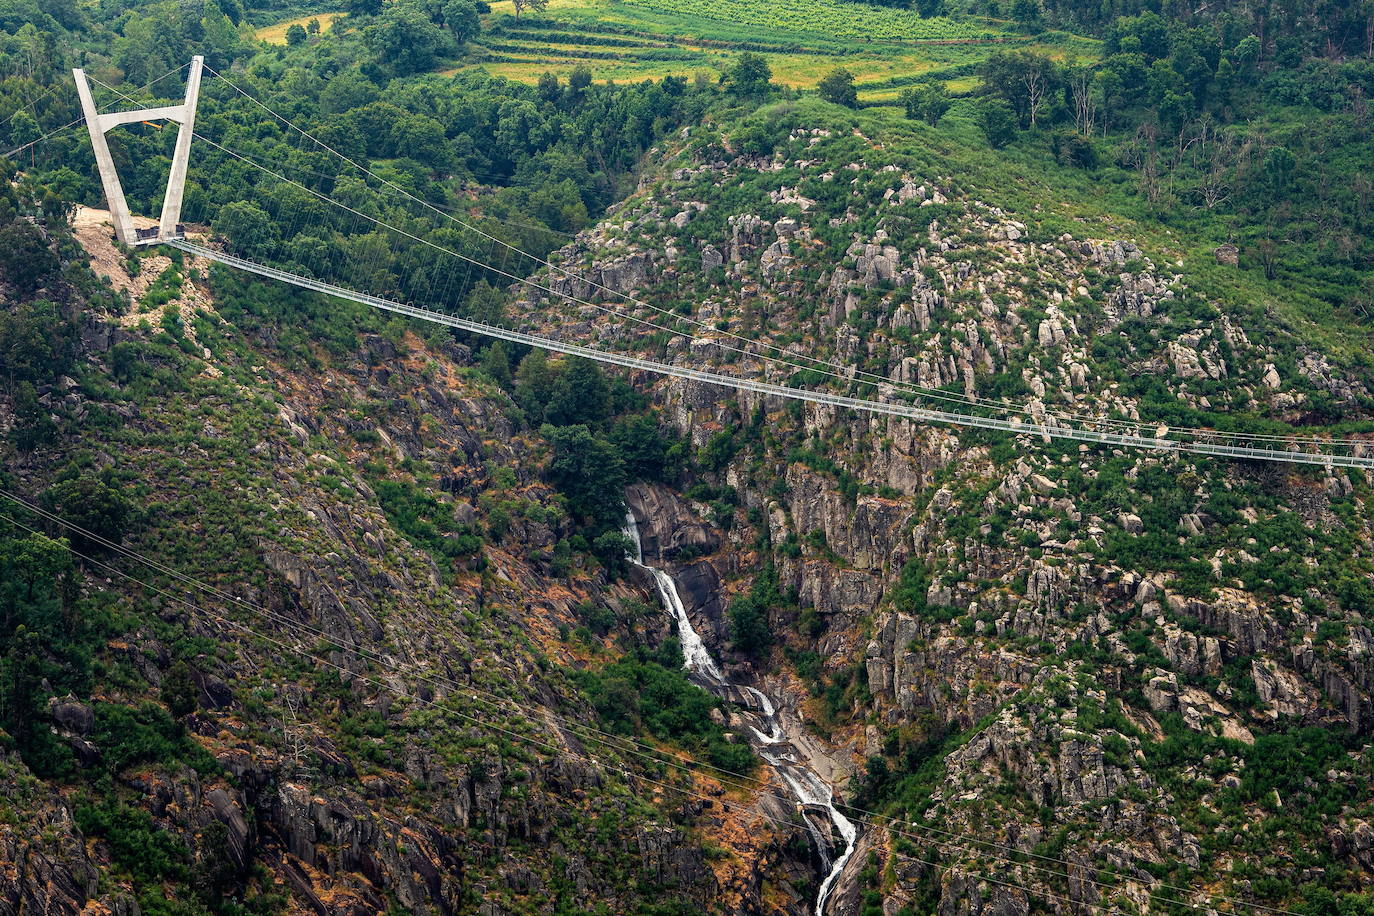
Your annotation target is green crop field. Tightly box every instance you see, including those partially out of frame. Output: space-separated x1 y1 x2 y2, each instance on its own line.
614 0 993 42
450 0 1097 101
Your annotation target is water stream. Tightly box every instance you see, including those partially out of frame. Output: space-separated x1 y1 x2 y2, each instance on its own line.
624 512 859 915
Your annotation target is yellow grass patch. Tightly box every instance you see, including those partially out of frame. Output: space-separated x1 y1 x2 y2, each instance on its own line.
257 11 343 45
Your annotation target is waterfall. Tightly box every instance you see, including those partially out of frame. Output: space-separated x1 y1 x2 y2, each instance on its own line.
623 512 859 915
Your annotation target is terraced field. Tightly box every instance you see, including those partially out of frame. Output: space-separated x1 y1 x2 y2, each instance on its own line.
456 0 1095 101
615 0 992 41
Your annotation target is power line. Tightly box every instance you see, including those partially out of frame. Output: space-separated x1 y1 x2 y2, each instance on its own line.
5 62 1367 454
3 118 81 159
188 124 1077 429
3 62 193 160
34 62 1352 916
0 504 1116 916
195 64 1183 434
0 507 1130 915
0 491 1308 916
174 128 1374 461
16 56 1352 916
87 66 1372 454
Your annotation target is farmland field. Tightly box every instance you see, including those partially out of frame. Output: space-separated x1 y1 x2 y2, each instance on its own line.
613 0 994 42
452 0 1097 101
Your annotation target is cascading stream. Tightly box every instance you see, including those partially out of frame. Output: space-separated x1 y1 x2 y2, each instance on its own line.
624 512 859 915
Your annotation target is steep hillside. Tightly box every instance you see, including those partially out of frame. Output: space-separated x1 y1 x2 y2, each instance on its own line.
0 202 831 914
515 99 1374 914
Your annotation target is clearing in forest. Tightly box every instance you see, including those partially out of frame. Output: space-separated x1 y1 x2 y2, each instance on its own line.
256 11 343 44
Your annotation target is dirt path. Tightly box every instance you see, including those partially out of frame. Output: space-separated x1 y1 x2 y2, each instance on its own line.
71 206 218 365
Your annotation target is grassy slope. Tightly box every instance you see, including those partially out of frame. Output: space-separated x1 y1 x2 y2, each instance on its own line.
255 10 343 44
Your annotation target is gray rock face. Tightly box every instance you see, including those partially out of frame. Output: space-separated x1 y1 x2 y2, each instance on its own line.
626 482 721 563
700 244 724 272
0 751 99 916
48 696 94 735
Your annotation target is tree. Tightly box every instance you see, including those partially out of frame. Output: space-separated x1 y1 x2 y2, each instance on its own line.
363 1 455 76
442 0 480 42
163 660 198 718
547 357 610 427
592 531 635 579
1231 35 1260 74
979 98 1018 148
41 474 131 552
980 51 1060 128
514 349 555 423
11 382 55 450
1 530 73 632
1011 0 1039 29
1053 130 1098 168
319 69 381 115
568 65 592 102
1109 11 1170 61
537 71 561 104
609 413 677 481
901 84 951 125
461 281 507 326
0 299 76 388
725 52 772 98
1067 66 1099 135
345 0 382 16
511 0 548 18
0 220 57 296
1250 238 1280 281
478 341 512 389
390 113 454 171
1022 58 1049 127
1264 146 1296 199
285 22 306 45
0 626 45 749
727 592 771 660
213 201 276 258
306 17 321 34
818 68 858 108
543 424 627 532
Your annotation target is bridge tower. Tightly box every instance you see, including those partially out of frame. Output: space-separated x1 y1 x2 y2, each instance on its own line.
73 56 203 246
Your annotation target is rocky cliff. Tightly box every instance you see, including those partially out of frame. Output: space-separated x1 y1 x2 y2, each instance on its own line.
0 210 823 915
516 113 1374 913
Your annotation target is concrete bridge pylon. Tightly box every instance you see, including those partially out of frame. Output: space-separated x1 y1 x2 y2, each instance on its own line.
73 56 203 246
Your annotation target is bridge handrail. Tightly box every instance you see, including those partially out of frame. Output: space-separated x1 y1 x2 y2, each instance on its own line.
168 240 1370 471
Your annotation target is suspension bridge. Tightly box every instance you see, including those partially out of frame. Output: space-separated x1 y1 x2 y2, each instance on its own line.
48 58 1374 470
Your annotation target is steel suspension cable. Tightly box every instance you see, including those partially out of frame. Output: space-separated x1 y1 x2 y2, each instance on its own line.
192 66 1185 432
167 238 1374 470
195 65 1368 450
5 506 1111 915
175 132 1372 462
4 62 193 160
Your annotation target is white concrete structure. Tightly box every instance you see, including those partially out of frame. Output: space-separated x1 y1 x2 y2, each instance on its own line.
73 56 203 246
